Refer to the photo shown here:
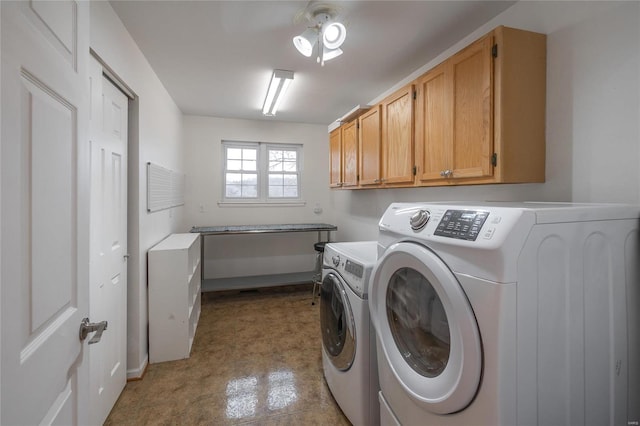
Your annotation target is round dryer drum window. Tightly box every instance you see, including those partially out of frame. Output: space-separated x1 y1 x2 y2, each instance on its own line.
370 242 482 414
320 273 356 371
386 267 450 377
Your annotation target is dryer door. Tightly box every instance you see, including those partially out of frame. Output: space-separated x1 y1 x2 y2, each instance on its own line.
320 272 356 371
370 242 482 414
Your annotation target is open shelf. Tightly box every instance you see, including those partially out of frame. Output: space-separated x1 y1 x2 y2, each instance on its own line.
202 270 315 292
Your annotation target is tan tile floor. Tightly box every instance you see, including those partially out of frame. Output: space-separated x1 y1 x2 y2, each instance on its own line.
105 286 351 425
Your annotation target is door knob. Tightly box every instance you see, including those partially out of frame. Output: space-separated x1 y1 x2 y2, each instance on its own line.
79 318 108 344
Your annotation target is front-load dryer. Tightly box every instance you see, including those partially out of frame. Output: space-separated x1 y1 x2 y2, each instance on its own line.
369 202 640 426
321 241 380 426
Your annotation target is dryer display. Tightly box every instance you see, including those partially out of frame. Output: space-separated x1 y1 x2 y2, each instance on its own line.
434 209 489 241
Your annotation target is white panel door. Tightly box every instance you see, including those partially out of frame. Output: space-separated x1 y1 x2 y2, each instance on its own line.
1 1 91 425
89 58 128 426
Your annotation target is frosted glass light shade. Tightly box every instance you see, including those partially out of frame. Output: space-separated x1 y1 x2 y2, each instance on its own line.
323 46 343 61
322 22 346 49
293 28 318 57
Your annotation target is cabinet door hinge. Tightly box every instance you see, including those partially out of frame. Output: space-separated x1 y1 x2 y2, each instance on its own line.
413 90 417 100
491 153 497 167
413 165 417 175
492 44 498 58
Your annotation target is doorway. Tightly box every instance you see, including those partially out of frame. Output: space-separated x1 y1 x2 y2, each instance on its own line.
89 55 131 426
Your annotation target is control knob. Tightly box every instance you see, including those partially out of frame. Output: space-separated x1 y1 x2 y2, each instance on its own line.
410 209 431 230
332 255 340 267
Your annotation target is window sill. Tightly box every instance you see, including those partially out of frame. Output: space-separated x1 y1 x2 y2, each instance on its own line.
217 200 307 208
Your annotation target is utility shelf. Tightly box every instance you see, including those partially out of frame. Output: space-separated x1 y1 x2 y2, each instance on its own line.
202 271 315 292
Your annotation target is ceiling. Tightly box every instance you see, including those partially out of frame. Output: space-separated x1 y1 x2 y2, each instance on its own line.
109 1 515 126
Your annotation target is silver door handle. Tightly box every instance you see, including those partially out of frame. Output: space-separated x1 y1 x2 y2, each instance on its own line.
79 318 108 344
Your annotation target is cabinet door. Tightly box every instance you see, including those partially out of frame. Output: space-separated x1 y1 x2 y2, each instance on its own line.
450 34 493 179
415 62 452 183
329 127 342 187
382 85 415 185
341 120 359 187
359 106 381 186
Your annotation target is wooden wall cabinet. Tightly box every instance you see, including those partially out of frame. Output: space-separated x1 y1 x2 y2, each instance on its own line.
415 26 546 186
358 105 382 186
414 61 451 183
381 84 415 186
329 127 342 187
329 25 546 190
148 233 201 363
329 120 358 188
341 120 359 187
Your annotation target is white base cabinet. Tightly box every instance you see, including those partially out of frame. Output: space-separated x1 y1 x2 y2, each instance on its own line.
148 233 201 363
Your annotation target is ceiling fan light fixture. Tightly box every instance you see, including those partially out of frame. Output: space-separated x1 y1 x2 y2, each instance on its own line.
293 6 346 65
322 21 346 49
323 46 343 62
293 28 317 57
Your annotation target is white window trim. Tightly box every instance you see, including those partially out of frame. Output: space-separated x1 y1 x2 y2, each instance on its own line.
217 201 307 208
220 141 304 206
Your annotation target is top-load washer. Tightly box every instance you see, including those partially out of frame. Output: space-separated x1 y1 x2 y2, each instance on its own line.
321 241 379 426
369 202 640 426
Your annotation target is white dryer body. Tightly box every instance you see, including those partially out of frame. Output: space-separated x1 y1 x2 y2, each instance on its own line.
370 202 640 426
321 241 380 426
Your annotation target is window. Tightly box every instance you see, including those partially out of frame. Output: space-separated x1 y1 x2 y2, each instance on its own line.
222 141 302 204
224 144 258 198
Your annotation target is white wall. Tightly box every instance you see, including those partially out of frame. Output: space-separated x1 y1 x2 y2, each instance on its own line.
90 2 184 378
87 0 639 376
330 1 640 242
183 116 333 278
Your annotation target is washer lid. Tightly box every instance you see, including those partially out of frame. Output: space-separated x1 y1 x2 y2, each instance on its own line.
369 241 482 414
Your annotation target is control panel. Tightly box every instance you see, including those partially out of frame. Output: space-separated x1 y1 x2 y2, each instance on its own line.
434 209 489 241
344 259 364 279
329 253 365 279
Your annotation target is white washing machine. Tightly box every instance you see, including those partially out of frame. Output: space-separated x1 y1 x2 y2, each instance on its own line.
321 241 380 426
369 202 640 426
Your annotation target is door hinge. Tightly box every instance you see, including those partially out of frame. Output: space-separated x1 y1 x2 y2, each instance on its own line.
491 153 497 167
413 165 417 175
413 90 417 100
492 44 498 58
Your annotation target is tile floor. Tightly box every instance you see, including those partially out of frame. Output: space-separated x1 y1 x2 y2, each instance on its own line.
105 286 351 425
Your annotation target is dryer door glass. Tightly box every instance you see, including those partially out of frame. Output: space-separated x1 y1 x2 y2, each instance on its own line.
386 267 450 377
370 241 482 414
320 272 356 371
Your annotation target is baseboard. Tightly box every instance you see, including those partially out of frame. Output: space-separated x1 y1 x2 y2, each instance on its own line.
126 354 148 381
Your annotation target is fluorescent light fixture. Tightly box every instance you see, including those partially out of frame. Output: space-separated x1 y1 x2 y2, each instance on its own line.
262 69 294 116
